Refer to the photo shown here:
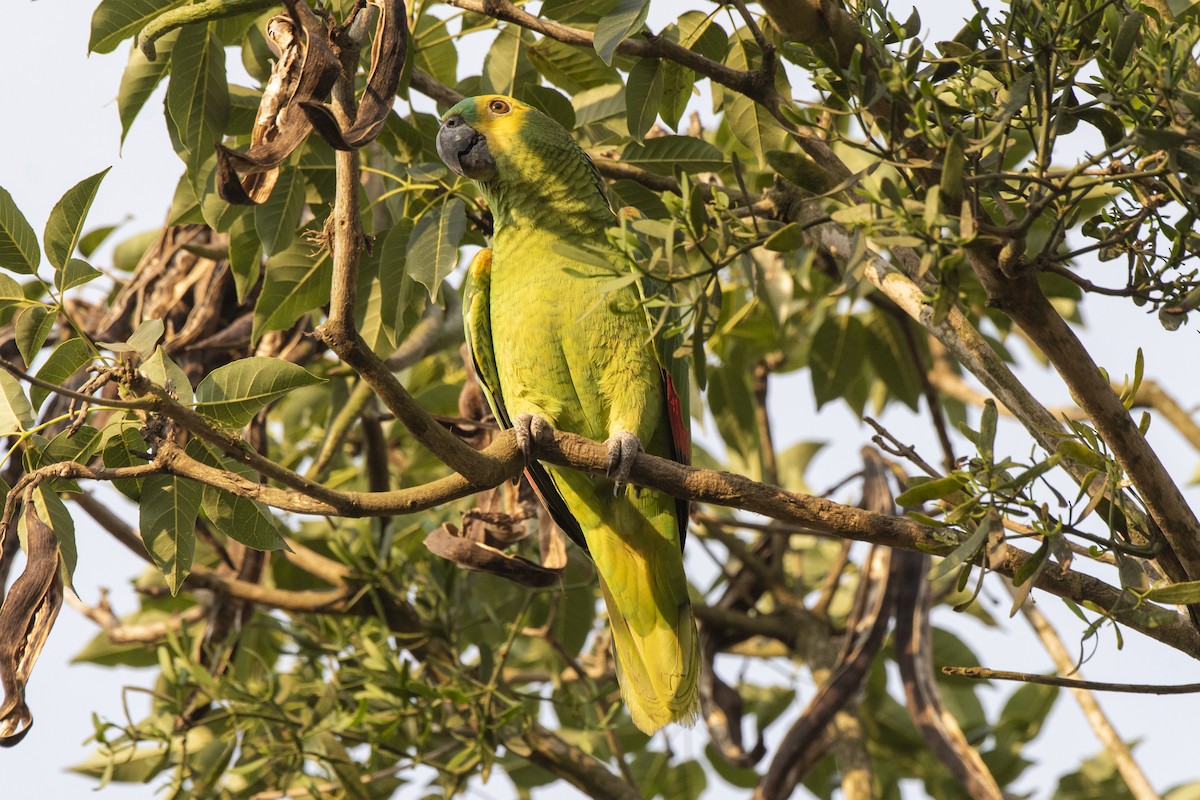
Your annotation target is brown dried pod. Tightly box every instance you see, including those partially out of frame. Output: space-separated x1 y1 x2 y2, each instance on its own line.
301 0 408 151
424 523 562 588
215 0 340 205
0 501 65 747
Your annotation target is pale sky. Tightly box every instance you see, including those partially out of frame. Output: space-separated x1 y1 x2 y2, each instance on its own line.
2 1 1200 798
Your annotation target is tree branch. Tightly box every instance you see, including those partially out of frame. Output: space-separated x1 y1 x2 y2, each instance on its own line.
312 39 507 486
442 0 769 99
517 723 642 800
967 256 1200 585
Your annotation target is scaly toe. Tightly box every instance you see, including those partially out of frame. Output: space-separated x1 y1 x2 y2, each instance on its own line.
514 413 553 462
605 430 643 492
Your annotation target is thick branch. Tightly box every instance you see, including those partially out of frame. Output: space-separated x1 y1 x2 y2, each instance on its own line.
517 723 641 800
969 260 1200 583
858 246 1192 587
442 0 770 100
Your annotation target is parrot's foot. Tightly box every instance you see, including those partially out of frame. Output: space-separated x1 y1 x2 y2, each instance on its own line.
605 430 643 493
514 413 554 461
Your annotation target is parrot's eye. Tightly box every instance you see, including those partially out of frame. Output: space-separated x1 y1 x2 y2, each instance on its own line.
488 99 511 114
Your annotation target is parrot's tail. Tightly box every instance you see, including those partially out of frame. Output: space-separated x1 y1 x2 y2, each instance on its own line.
591 507 701 735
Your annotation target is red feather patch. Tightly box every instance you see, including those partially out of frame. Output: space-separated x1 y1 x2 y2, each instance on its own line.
665 371 690 464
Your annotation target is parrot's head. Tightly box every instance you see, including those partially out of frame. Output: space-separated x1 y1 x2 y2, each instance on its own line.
437 94 611 231
436 94 532 182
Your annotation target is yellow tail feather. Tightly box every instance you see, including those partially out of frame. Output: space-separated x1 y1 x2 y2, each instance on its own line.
599 577 700 734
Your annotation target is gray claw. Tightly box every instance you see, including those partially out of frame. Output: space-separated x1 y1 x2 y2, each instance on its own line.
605 430 642 493
514 413 553 461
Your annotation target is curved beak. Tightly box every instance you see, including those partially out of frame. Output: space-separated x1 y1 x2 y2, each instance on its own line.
437 115 496 181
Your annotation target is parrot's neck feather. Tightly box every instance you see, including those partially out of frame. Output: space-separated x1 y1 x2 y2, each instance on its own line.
479 132 613 239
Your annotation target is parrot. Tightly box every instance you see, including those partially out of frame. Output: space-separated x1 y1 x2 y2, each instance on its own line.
436 94 700 734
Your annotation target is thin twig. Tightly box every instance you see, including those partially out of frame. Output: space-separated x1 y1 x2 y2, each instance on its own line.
942 666 1200 695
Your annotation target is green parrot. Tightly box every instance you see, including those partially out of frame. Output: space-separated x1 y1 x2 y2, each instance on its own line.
436 94 700 734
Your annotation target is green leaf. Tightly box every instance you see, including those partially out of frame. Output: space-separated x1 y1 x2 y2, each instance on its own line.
377 219 421 337
0 371 34 435
253 167 305 256
541 0 617 21
481 26 537 97
14 305 55 367
529 37 620 94
141 347 193 405
0 274 25 311
707 362 761 481
166 24 229 184
131 318 166 357
657 61 693 131
102 420 151 500
167 170 203 225
33 486 77 583
89 0 187 54
207 488 286 551
930 515 992 580
407 198 466 299
726 94 783 165
809 314 868 408
763 222 804 252
1055 439 1109 471
523 85 577 130
79 224 121 258
44 168 112 270
252 241 331 343
32 425 103 471
593 0 649 66
0 186 41 274
723 37 785 163
139 473 202 594
625 58 664 143
118 31 177 145
620 136 726 174
863 312 922 410
59 258 103 293
896 474 967 506
195 356 324 428
102 318 165 356
228 213 262 302
411 9 458 87
32 338 93 409
573 83 626 128
185 439 286 551
355 245 392 356
1146 579 1200 605
766 149 835 194
1111 11 1144 67
200 158 245 233
979 399 998 461
112 229 160 271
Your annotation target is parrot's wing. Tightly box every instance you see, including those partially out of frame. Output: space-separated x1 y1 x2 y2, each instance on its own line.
464 249 504 423
463 248 589 553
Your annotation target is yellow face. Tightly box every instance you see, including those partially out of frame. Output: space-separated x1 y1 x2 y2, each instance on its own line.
463 95 532 155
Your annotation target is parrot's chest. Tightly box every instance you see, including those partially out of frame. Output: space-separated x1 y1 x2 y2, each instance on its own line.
488 249 653 434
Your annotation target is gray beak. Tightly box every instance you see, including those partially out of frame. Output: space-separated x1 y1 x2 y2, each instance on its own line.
437 115 496 181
